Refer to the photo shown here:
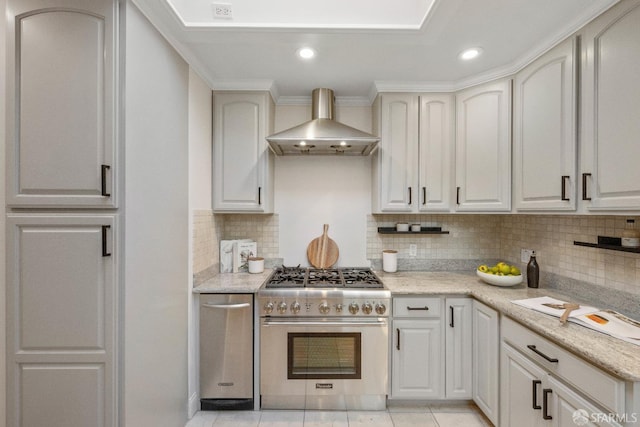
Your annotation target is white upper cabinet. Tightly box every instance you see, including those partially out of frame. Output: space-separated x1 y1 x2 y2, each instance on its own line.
514 38 577 211
418 95 453 211
372 94 418 212
212 91 275 213
455 80 512 211
6 0 117 208
580 0 640 211
372 93 453 213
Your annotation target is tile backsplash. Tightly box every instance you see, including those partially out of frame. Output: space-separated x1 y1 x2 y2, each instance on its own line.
194 210 640 296
221 214 280 260
192 210 223 277
367 214 640 295
500 215 640 294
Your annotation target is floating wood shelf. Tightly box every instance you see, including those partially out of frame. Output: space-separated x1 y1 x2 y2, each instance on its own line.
377 227 450 235
573 236 640 254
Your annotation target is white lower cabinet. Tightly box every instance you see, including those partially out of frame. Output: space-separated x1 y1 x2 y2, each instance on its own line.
392 318 444 398
392 298 444 398
472 300 500 426
6 214 117 427
501 317 626 427
445 298 473 399
391 296 471 400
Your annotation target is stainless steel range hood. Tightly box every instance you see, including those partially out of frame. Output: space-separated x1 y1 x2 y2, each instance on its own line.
266 88 379 156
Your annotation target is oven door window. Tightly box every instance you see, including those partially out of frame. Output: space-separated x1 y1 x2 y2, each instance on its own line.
287 332 361 380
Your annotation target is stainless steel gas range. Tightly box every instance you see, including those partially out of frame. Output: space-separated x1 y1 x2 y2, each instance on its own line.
258 266 390 410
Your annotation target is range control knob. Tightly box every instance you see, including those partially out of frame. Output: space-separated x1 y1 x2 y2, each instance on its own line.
362 303 373 315
375 303 387 315
277 301 288 314
335 303 343 314
290 301 301 314
264 302 274 314
349 302 360 315
319 302 330 315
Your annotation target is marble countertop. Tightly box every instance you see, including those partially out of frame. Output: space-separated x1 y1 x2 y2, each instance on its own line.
194 269 640 382
194 270 271 293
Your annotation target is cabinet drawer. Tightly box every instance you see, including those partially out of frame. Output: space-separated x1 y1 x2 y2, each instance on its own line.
393 297 441 317
502 316 625 414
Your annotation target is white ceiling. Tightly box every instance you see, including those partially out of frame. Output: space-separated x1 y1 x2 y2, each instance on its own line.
132 0 618 102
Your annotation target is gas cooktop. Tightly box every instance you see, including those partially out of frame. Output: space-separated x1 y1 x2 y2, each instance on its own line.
264 266 383 289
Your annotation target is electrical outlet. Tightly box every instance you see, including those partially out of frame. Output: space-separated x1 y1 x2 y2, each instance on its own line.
212 3 233 18
409 244 417 257
521 248 534 263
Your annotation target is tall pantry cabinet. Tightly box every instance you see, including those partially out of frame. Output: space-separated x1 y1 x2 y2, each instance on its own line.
4 1 191 427
5 1 119 426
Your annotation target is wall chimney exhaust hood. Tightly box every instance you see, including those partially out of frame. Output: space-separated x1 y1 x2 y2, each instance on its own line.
266 88 379 156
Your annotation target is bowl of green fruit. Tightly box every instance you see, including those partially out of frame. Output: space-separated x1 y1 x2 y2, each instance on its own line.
476 262 523 287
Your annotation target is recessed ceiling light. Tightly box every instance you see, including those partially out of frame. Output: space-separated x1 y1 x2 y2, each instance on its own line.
297 47 316 59
459 47 483 61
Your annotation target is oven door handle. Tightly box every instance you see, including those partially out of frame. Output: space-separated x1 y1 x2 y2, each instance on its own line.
261 319 388 327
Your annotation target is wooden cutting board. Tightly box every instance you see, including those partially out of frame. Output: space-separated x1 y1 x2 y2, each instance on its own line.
307 224 339 269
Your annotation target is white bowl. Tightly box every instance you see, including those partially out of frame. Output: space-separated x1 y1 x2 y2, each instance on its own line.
476 270 523 287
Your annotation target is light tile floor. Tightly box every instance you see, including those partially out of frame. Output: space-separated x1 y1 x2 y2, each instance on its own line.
186 402 493 427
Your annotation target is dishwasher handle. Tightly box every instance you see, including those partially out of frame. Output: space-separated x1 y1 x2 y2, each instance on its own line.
202 302 251 309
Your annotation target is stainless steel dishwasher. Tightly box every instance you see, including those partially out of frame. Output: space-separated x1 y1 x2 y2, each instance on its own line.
200 294 253 410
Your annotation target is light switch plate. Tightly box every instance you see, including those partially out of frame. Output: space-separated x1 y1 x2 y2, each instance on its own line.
409 244 417 257
521 248 534 263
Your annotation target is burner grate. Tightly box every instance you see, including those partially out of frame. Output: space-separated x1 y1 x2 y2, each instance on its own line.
265 267 382 289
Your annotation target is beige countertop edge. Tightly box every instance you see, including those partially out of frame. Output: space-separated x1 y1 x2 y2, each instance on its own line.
193 270 640 382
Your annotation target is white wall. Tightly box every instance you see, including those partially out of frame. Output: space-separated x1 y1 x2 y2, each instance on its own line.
274 104 373 267
0 0 7 425
187 68 212 417
124 2 189 426
188 70 212 210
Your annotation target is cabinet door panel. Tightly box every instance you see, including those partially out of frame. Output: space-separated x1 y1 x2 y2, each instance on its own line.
500 343 546 427
472 300 499 425
514 38 576 211
445 298 472 399
419 95 453 211
548 377 622 427
7 1 117 207
20 364 105 427
456 80 511 211
376 94 418 212
392 319 443 399
213 92 274 212
582 2 640 210
6 215 116 427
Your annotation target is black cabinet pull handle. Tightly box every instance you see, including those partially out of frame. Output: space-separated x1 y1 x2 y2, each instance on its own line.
561 175 570 201
449 306 454 328
101 165 111 197
456 186 460 205
527 345 558 363
542 388 553 420
422 187 426 205
396 328 400 351
407 306 429 311
258 187 262 205
102 225 111 257
582 173 592 201
532 380 542 409
408 187 412 205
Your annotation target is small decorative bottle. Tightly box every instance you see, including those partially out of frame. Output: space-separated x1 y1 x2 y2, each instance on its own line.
621 219 640 248
527 251 539 288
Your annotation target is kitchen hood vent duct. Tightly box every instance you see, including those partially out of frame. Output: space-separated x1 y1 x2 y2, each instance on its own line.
266 88 379 156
